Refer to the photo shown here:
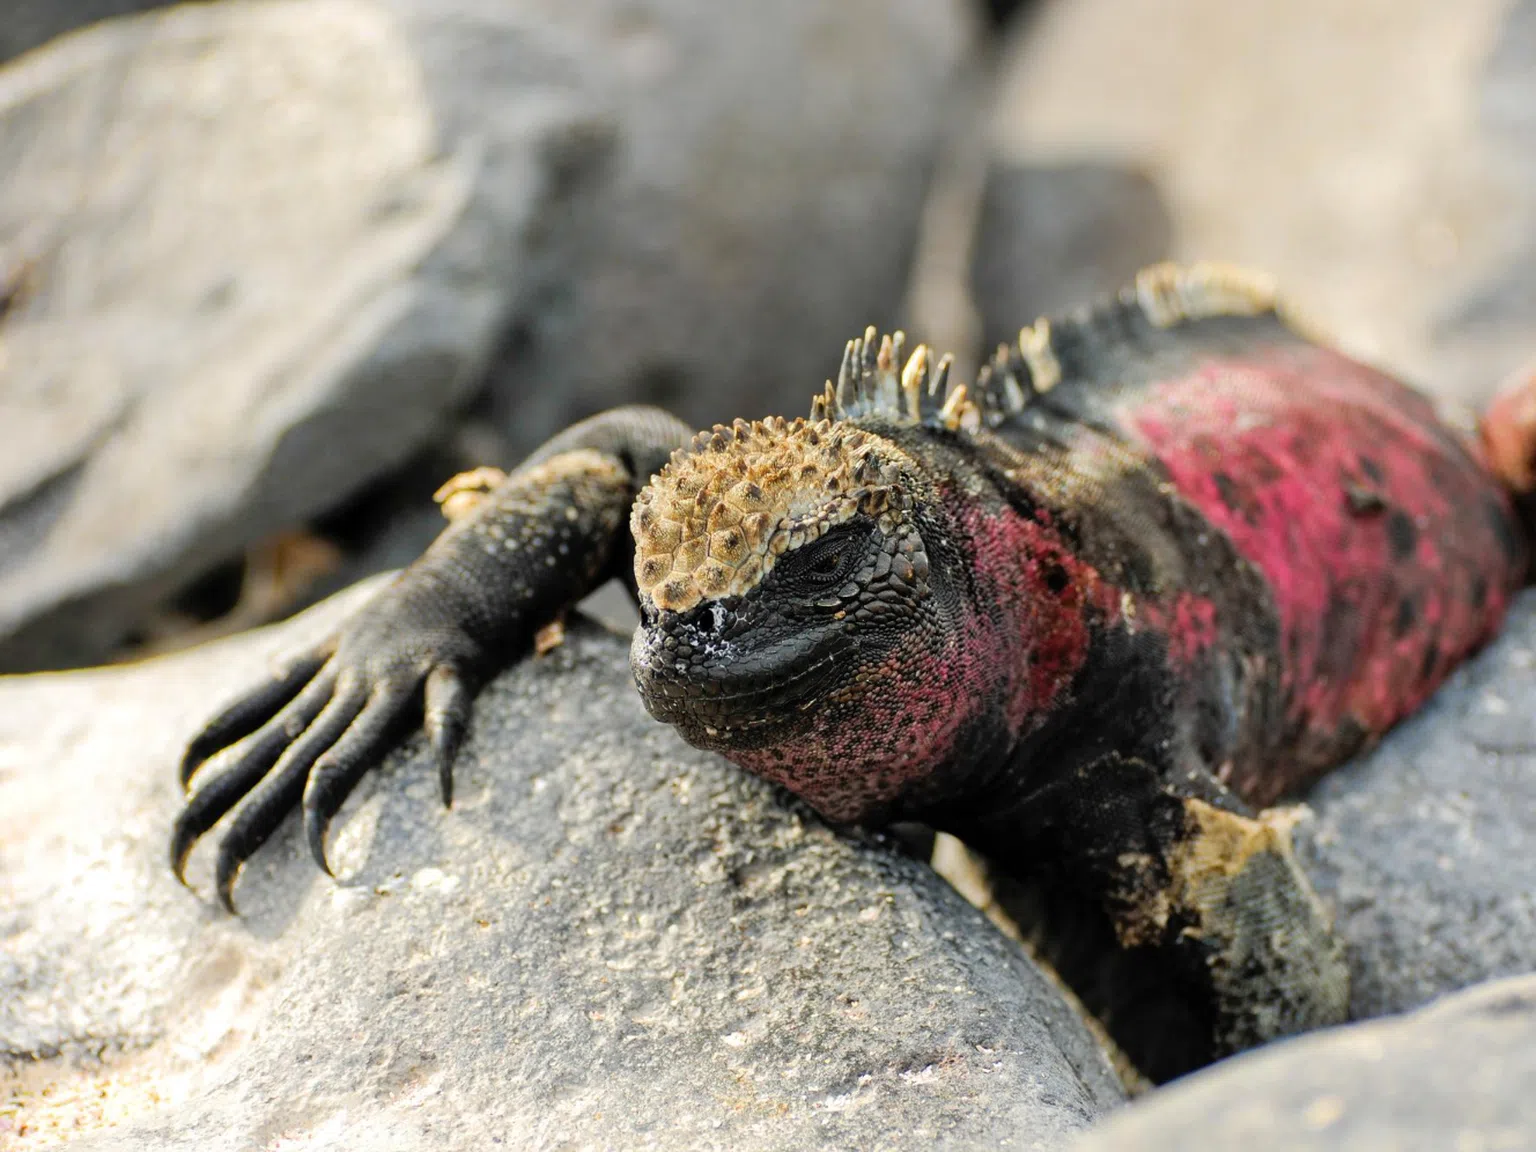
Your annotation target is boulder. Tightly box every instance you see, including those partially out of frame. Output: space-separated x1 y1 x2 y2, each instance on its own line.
0 0 608 672
0 0 979 672
469 0 979 453
1074 974 1536 1151
984 0 1536 405
0 587 1124 1150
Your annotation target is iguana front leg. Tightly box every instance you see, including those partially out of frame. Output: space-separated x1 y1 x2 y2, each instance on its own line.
172 406 692 911
969 752 1348 1061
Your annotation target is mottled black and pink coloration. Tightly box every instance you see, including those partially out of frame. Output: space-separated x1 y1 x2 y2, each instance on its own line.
1127 343 1521 794
1007 317 1523 805
169 266 1533 1076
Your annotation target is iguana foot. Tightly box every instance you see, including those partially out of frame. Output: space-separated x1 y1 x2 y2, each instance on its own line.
170 414 692 911
171 602 476 912
1162 799 1350 1053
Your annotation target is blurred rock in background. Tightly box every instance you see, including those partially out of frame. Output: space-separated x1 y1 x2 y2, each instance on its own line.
968 160 1172 355
0 0 180 65
0 0 978 672
978 0 1536 404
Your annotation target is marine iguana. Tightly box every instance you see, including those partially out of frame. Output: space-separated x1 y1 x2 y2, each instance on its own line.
169 263 1534 1065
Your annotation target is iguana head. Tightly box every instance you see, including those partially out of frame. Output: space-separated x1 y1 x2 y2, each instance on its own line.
627 412 1001 823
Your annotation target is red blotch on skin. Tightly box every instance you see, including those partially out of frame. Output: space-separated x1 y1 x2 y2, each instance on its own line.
956 499 1121 735
727 621 997 823
728 493 1120 823
1153 592 1222 669
1122 343 1524 793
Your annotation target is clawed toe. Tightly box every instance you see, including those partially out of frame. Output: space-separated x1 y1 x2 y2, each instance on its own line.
424 665 470 808
180 651 329 789
300 680 415 876
174 657 432 911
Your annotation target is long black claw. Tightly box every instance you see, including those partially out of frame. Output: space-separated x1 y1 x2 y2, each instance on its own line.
172 751 274 884
304 807 333 879
180 651 329 788
424 665 470 808
214 746 317 914
173 671 335 885
237 684 367 878
302 684 413 876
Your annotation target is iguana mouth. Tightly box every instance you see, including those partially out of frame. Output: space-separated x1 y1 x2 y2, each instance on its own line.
629 616 849 748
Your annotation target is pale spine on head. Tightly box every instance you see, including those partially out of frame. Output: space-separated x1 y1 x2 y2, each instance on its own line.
974 261 1301 424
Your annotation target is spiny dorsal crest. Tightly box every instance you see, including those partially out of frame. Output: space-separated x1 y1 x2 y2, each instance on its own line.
632 415 916 613
632 264 1291 611
811 325 977 431
1129 261 1278 328
972 261 1292 425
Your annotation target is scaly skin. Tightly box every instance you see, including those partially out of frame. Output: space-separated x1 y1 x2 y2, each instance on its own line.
170 264 1532 1071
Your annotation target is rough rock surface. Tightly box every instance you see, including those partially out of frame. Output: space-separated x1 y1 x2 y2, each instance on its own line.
0 0 977 673
1296 588 1536 1020
987 0 1536 406
0 586 1123 1150
1074 974 1536 1151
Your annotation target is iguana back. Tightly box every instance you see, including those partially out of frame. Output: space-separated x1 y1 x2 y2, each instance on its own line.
973 266 1524 805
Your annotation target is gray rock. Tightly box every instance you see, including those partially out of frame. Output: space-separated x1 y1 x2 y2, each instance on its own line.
1074 974 1536 1151
969 161 1172 355
0 0 608 672
0 0 979 673
473 0 980 456
1295 589 1536 1020
989 0 1536 406
0 1 177 66
0 587 1124 1150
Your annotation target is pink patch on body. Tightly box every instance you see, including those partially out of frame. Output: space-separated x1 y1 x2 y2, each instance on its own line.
1122 343 1523 790
955 496 1124 735
729 491 1121 823
1149 592 1222 669
727 618 1007 822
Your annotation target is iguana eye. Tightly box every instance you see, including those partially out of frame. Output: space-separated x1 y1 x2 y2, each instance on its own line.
792 541 848 587
772 524 868 592
809 551 842 577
